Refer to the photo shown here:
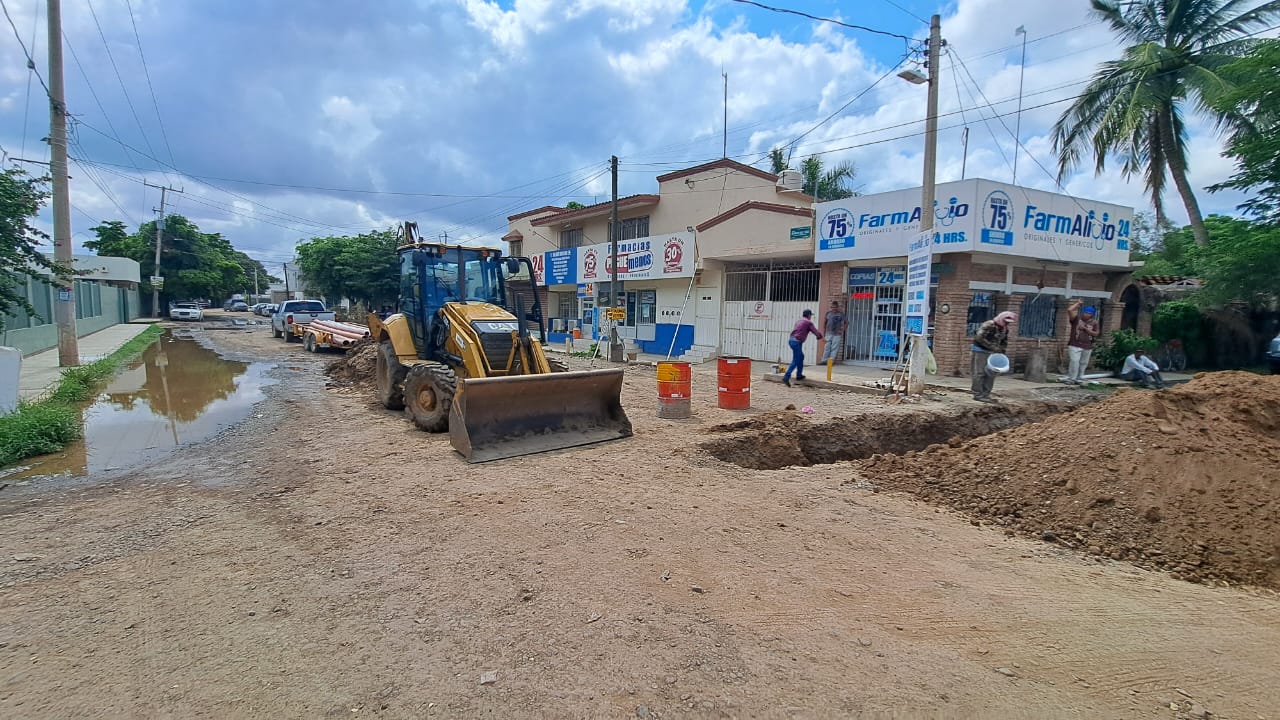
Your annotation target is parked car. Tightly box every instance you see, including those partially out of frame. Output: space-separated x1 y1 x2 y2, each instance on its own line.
250 302 269 315
169 302 204 322
230 300 250 312
1268 332 1280 373
265 303 278 316
272 299 336 342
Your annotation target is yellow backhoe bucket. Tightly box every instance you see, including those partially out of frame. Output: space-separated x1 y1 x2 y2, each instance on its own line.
449 368 633 462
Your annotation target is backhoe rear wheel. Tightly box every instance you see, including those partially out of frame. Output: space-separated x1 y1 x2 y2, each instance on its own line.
403 362 456 432
548 357 569 373
376 341 407 410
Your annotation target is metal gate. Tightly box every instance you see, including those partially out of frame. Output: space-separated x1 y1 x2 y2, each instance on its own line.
721 262 821 362
844 266 907 365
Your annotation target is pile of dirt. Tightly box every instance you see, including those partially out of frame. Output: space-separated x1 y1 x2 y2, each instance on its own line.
324 337 378 388
701 403 1073 470
858 372 1280 588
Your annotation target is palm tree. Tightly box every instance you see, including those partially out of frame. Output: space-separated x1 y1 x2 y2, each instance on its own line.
769 147 858 201
1053 0 1280 247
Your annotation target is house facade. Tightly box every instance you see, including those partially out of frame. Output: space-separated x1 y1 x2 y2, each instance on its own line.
1 255 143 356
505 159 819 361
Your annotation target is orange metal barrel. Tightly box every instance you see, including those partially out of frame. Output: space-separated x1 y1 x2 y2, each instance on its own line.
656 361 692 419
717 356 751 410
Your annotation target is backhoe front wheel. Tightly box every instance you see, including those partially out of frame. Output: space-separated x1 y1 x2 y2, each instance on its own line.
376 341 407 410
403 363 456 432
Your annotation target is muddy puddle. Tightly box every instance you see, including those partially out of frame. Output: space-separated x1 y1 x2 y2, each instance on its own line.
700 402 1079 470
1 331 275 482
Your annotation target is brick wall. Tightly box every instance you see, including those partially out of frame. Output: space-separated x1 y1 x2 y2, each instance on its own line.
818 263 847 360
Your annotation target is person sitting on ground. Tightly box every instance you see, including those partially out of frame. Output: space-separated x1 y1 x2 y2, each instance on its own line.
1119 348 1165 389
971 311 1017 402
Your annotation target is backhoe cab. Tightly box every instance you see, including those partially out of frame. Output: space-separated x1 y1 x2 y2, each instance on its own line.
368 222 631 462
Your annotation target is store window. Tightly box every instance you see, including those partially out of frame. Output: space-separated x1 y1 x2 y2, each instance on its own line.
508 239 523 258
1019 295 1058 338
619 216 649 241
556 294 576 320
966 293 995 336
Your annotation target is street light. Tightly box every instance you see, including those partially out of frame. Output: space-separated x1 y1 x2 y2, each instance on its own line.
897 68 927 85
1013 25 1028 185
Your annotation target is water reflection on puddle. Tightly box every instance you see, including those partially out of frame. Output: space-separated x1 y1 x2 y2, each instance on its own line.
2 331 276 481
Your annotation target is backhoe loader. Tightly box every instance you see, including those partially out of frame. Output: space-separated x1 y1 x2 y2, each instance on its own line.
368 222 632 462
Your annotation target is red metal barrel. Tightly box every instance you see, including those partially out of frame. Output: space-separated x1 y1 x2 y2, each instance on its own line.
656 361 692 419
717 356 751 410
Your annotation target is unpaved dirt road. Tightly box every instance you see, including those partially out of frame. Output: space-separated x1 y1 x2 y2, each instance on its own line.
2 315 1277 719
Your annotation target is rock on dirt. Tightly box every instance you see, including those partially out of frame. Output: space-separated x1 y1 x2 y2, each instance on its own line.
857 372 1280 588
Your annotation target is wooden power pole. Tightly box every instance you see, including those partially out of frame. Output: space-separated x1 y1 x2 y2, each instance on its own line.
47 0 78 366
145 182 182 317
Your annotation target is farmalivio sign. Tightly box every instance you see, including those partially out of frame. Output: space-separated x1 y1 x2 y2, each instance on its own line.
814 179 1134 267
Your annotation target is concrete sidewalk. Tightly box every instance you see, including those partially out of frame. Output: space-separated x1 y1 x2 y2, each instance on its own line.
17 322 159 401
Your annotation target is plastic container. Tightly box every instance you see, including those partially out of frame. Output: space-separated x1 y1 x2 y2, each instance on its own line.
985 353 1011 376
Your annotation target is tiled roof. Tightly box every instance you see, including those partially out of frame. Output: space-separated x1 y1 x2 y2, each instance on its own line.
507 205 562 222
531 195 660 226
656 158 778 184
501 230 524 241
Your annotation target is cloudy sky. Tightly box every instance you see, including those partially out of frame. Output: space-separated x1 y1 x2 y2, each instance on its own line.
0 0 1262 269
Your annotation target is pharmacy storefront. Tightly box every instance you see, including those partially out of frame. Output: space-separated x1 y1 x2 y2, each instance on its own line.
532 231 697 355
815 178 1134 369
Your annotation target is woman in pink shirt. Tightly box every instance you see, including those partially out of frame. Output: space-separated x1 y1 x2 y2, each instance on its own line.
783 309 823 387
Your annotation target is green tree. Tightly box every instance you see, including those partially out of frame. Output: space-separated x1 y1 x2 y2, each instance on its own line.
1052 0 1280 247
565 201 586 210
294 229 400 309
1209 39 1280 223
86 215 250 309
768 147 858 201
0 169 71 328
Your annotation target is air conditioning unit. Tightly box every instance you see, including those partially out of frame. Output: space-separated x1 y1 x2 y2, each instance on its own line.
776 169 804 192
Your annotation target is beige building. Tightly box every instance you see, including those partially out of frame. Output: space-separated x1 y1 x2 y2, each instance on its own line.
503 159 823 361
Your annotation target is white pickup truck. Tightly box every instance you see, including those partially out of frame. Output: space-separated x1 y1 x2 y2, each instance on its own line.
272 300 336 342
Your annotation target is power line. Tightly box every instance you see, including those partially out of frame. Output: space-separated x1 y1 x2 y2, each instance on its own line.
779 54 912 160
123 0 178 172
1 0 49 95
876 0 928 25
64 34 147 175
84 0 167 184
18 0 40 159
728 0 920 41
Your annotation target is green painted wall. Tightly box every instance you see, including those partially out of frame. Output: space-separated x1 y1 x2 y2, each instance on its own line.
0 281 140 356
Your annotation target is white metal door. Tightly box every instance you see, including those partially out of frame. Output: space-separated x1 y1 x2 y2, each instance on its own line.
722 301 819 362
694 286 720 348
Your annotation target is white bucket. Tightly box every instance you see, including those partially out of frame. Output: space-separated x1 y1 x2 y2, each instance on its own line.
985 353 1011 376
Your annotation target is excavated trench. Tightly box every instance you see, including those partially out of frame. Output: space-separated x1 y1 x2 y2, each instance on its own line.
700 402 1076 470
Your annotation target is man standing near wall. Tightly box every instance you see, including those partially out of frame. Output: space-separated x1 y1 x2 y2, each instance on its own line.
821 300 846 379
1065 300 1100 384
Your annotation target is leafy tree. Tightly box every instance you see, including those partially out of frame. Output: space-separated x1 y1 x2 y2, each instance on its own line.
1209 39 1280 223
768 147 858 201
86 214 250 309
294 229 400 309
1144 215 1280 306
565 201 586 210
1052 0 1280 247
0 169 71 328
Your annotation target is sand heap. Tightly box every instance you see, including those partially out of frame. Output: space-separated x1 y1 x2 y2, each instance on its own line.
859 372 1280 588
324 336 378 388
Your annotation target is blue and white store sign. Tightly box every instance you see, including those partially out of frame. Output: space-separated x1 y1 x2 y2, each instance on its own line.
544 248 577 286
814 179 1133 267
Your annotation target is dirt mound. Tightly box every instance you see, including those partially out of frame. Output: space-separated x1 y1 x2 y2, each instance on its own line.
701 403 1072 470
859 372 1280 588
325 337 378 388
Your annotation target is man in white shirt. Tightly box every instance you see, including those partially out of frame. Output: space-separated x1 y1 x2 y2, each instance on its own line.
1120 349 1165 389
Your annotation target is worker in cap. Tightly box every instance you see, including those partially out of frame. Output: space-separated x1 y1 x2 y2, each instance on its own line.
1065 300 1100 385
971 311 1017 402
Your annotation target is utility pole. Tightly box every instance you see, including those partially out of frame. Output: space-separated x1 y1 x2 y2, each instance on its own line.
1012 25 1028 185
47 0 78 366
253 266 259 299
144 181 182 317
283 262 291 298
908 14 942 395
609 155 622 362
722 72 729 158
